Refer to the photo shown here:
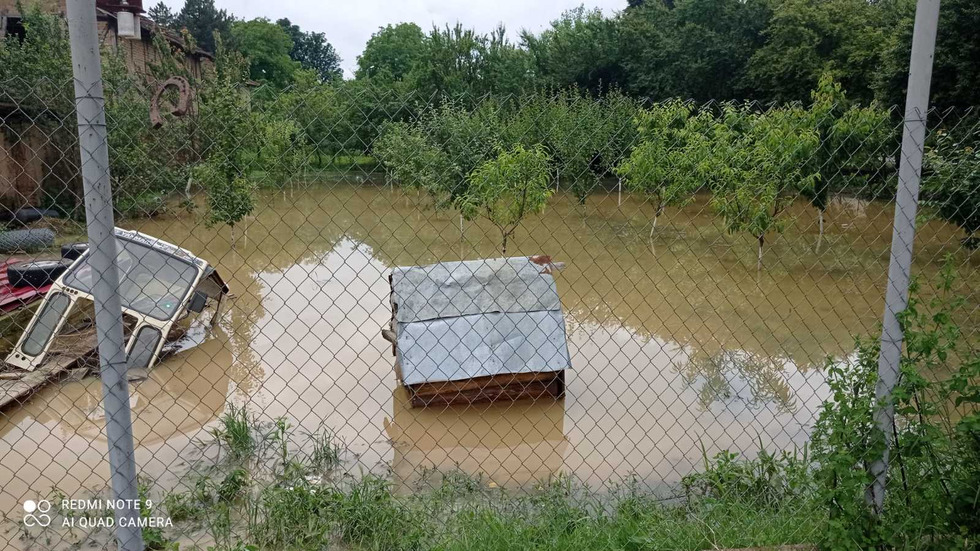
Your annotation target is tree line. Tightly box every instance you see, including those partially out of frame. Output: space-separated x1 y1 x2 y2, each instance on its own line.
149 0 980 111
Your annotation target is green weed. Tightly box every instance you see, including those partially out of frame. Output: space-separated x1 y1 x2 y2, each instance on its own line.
212 404 259 462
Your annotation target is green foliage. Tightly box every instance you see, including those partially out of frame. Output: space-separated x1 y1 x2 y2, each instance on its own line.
374 121 455 202
618 0 771 102
707 104 820 267
458 144 552 254
274 81 344 164
255 115 309 189
147 2 177 27
616 100 709 234
356 23 427 81
231 18 299 88
138 478 174 550
305 429 342 473
407 24 530 102
165 0 233 54
521 7 623 95
924 126 980 248
0 3 72 113
876 0 980 112
194 40 257 232
103 52 189 218
546 92 605 204
211 404 259 461
163 490 203 523
811 262 980 549
375 100 503 207
682 446 813 510
162 416 821 551
276 18 342 82
805 73 892 213
127 0 980 110
747 0 885 105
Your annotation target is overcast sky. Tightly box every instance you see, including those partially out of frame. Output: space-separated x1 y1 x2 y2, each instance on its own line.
153 0 626 78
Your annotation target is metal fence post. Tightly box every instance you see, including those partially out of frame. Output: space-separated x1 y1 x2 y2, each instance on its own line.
65 0 144 549
869 0 941 515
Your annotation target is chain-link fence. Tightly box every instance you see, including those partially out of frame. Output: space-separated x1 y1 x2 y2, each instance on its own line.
1 21 979 551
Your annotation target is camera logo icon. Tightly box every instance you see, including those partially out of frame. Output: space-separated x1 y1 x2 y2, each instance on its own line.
23 500 52 527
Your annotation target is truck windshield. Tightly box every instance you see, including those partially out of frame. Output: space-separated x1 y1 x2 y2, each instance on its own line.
62 238 199 321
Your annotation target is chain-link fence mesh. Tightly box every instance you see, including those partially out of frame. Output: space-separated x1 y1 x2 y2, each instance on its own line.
1 42 979 551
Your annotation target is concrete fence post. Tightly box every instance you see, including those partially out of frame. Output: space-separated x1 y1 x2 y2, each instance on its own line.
66 0 144 548
869 0 941 515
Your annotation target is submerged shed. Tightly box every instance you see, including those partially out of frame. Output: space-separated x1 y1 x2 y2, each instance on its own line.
384 256 570 407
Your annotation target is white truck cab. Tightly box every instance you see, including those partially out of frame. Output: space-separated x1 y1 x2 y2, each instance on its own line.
5 228 227 372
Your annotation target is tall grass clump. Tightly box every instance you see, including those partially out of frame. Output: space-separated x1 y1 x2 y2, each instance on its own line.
211 404 259 462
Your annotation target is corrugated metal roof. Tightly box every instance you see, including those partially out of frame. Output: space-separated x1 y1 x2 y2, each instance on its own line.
391 257 570 386
392 257 560 323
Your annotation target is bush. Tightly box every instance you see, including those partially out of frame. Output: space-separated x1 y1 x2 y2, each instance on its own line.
811 260 980 549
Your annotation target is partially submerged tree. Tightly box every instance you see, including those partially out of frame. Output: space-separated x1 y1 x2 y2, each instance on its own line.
374 101 500 208
806 73 891 248
457 145 552 255
548 92 602 204
373 121 454 204
708 105 820 269
194 36 257 245
259 115 309 191
616 100 707 236
196 162 255 246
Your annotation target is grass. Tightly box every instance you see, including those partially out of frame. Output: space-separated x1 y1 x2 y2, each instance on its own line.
211 404 257 462
304 428 343 473
139 408 822 551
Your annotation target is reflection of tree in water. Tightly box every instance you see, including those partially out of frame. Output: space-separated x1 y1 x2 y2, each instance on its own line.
222 270 267 398
679 350 797 414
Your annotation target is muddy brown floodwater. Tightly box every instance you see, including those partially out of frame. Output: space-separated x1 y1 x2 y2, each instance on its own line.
1 183 977 543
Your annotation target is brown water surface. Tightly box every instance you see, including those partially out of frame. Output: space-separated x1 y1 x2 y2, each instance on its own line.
2 184 977 544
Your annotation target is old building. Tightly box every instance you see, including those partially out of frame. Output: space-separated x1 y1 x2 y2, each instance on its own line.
0 0 212 209
1 0 212 77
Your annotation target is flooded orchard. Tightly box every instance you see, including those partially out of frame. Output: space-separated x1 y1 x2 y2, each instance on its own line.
2 183 977 535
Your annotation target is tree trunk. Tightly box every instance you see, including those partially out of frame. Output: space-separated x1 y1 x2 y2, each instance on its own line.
501 231 508 256
817 209 825 252
649 202 665 238
757 234 765 271
230 224 236 250
185 175 193 201
617 178 622 206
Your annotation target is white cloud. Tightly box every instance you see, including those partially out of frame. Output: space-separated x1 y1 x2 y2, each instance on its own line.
152 0 625 78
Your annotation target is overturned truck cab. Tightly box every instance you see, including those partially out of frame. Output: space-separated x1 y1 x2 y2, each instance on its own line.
5 228 228 372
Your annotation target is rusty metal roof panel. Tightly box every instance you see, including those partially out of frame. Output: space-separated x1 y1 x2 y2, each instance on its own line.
391 257 570 386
